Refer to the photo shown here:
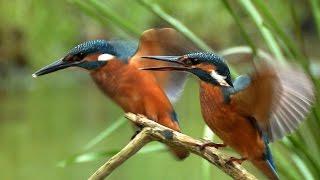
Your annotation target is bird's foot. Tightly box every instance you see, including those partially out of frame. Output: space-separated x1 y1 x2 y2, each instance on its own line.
226 157 247 165
199 141 226 151
131 130 141 140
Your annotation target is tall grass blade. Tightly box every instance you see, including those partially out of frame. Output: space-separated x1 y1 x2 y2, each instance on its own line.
273 147 302 180
309 0 320 38
238 0 286 64
83 116 127 151
58 143 166 167
137 0 212 51
137 0 242 76
252 0 305 62
71 0 140 37
201 126 215 180
220 0 257 56
291 154 314 180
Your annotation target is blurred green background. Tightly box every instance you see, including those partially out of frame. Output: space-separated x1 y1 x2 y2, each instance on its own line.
1 0 320 179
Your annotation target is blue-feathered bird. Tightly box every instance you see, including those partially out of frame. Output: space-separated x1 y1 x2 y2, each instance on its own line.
141 52 315 179
32 28 197 159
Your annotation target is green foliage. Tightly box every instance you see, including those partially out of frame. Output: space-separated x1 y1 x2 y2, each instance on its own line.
1 0 320 179
83 116 127 151
58 143 166 167
70 0 320 179
64 0 320 179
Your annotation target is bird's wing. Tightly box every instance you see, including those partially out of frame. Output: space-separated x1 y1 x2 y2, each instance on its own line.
231 61 315 142
130 28 198 103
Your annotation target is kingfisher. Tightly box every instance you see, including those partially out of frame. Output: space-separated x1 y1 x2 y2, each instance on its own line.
141 52 315 179
32 28 197 160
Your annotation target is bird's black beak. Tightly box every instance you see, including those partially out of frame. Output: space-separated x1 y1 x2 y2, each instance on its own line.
32 59 80 78
140 56 191 71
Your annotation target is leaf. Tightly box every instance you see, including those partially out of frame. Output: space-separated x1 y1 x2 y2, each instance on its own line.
58 143 167 167
71 0 140 37
201 125 215 180
83 116 127 151
237 0 286 64
137 0 212 51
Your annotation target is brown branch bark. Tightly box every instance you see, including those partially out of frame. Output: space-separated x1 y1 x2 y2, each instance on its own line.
89 113 257 180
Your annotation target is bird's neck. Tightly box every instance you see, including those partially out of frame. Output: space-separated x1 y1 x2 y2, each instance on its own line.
200 81 231 104
90 60 129 99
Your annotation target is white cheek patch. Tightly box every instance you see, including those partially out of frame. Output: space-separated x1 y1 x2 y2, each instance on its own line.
210 70 230 86
98 54 115 61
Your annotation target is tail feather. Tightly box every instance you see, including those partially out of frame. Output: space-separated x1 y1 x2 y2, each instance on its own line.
253 134 279 179
252 159 279 180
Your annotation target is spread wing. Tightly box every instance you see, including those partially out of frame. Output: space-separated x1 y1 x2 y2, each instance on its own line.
130 28 198 103
231 61 315 142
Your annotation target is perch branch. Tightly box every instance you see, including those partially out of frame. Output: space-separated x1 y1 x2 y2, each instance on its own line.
88 128 152 180
89 113 257 180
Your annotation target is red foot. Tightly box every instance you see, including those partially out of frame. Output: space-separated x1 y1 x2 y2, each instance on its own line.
227 157 247 165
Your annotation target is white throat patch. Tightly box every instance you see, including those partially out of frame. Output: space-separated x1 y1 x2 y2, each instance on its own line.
210 70 230 86
98 54 115 61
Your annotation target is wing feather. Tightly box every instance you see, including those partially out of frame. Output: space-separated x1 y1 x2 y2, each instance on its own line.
231 61 315 142
130 28 198 103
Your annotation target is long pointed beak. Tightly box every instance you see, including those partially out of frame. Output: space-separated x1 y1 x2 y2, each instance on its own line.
32 59 80 78
141 56 184 65
139 66 191 71
141 55 191 71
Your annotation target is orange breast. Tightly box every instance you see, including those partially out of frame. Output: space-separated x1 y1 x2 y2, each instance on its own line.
200 82 265 159
90 60 180 131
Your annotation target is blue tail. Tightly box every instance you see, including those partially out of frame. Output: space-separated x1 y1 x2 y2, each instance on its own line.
263 134 279 179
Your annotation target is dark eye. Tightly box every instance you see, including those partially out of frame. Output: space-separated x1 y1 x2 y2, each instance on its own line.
73 56 81 61
192 58 199 64
184 58 193 65
73 53 85 61
184 58 199 65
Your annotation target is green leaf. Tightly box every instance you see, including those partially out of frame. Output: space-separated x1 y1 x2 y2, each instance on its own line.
220 0 257 56
57 150 119 167
291 154 314 180
237 0 286 64
137 0 212 52
309 0 320 38
201 125 215 180
58 143 166 167
70 0 140 37
83 116 127 151
272 145 302 180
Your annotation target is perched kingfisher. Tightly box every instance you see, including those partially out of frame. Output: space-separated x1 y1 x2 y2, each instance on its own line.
141 52 315 179
32 28 197 159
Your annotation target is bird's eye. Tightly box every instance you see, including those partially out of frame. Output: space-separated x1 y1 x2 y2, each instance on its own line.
184 58 199 65
74 53 85 61
184 59 193 65
73 56 82 61
193 58 199 64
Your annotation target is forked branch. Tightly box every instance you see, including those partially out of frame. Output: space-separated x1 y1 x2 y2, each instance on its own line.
89 113 257 180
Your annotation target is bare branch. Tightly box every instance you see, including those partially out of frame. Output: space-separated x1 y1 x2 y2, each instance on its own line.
89 113 257 180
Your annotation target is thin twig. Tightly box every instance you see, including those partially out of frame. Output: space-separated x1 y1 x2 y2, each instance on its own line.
88 128 152 180
89 113 257 180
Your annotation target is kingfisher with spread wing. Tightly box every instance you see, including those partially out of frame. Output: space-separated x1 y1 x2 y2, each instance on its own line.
32 28 197 159
141 52 315 179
